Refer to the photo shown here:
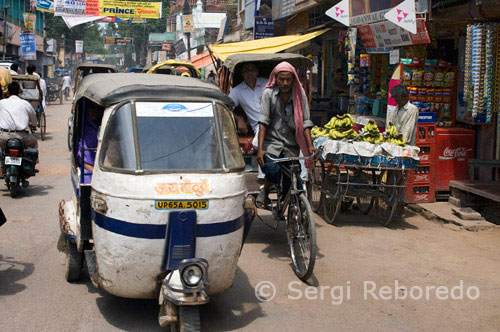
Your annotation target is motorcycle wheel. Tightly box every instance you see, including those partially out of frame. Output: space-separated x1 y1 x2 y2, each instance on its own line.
9 182 17 198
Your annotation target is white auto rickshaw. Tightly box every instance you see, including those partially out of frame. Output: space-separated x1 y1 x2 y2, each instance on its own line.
58 73 254 330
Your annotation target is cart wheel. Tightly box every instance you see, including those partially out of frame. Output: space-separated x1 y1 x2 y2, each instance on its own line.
307 159 324 212
65 240 83 282
39 111 46 141
179 306 200 332
322 166 342 225
374 171 401 226
356 197 375 215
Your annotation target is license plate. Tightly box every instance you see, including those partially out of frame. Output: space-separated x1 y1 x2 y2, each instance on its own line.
5 156 22 166
155 200 208 210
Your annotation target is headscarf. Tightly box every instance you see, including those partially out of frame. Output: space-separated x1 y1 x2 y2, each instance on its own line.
264 61 310 163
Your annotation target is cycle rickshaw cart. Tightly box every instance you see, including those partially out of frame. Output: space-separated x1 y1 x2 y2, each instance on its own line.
59 73 254 331
308 137 420 226
12 74 46 140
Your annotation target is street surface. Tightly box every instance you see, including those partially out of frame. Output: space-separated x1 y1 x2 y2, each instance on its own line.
1 100 500 331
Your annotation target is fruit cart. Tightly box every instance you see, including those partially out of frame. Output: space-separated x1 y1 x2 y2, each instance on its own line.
307 137 420 226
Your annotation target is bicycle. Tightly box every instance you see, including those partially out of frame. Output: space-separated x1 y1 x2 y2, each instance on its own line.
29 106 46 141
255 154 317 281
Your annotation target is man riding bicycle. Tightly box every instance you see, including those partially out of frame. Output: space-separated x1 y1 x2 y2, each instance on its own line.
256 61 317 208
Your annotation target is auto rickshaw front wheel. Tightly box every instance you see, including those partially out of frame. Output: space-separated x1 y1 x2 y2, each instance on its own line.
166 305 200 332
65 240 83 282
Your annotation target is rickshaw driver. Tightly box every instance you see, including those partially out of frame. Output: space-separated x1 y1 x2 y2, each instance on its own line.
77 101 102 177
0 82 38 151
256 61 317 207
228 62 268 135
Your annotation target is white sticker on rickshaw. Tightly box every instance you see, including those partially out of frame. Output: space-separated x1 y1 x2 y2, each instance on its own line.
155 179 209 197
136 102 213 117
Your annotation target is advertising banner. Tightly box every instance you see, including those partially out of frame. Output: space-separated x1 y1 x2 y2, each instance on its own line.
182 14 194 33
384 0 417 34
75 40 84 53
115 37 132 45
358 19 429 49
326 0 350 27
23 13 36 33
99 0 162 19
36 0 54 13
62 15 104 28
85 0 100 15
54 0 86 16
105 36 115 44
20 33 36 60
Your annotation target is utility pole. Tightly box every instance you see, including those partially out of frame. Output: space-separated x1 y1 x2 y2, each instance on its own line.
2 5 9 60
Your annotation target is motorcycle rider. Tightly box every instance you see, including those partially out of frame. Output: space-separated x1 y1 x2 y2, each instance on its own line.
0 82 38 153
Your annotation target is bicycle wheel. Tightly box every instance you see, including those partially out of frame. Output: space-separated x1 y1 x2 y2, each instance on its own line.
322 166 342 225
307 159 323 212
39 111 46 141
288 193 316 281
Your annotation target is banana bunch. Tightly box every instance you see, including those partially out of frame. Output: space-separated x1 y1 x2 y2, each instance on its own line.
362 120 384 144
329 128 358 139
311 126 329 138
384 123 406 146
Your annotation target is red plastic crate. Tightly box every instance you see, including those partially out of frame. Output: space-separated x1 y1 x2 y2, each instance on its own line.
404 182 436 203
407 166 435 184
416 123 436 144
416 144 435 164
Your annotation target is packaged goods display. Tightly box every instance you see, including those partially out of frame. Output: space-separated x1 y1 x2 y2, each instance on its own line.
463 23 500 124
400 63 457 127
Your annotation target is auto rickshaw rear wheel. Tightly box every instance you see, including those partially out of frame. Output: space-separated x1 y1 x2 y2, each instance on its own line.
65 240 83 282
178 306 200 332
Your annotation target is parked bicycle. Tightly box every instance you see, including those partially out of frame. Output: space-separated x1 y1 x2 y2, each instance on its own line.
255 154 317 281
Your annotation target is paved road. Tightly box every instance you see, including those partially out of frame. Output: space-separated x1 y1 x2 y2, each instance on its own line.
1 100 500 331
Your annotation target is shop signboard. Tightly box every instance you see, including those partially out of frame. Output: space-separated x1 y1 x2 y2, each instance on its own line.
254 17 274 40
23 13 36 33
105 36 116 44
36 0 54 13
20 33 36 60
272 0 295 20
358 19 429 49
75 40 84 53
216 16 229 43
162 43 171 51
115 38 133 45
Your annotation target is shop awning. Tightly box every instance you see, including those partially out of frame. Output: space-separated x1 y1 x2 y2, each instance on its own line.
183 51 213 69
208 28 330 61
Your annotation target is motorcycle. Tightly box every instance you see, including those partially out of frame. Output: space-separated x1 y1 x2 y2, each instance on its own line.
47 80 63 104
1 138 38 197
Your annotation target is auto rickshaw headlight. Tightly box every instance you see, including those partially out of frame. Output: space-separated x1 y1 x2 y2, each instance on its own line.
181 264 203 287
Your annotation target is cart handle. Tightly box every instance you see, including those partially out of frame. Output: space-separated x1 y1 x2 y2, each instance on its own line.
266 154 315 163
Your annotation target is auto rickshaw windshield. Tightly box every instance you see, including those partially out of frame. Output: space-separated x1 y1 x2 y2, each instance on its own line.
99 101 244 172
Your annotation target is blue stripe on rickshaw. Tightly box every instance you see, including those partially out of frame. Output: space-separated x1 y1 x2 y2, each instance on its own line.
92 211 244 239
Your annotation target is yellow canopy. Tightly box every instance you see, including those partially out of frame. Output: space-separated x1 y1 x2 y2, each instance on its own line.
209 29 330 61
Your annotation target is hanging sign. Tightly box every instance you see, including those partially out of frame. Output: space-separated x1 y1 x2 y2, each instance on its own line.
325 0 350 27
36 0 54 13
358 19 429 49
105 36 115 44
23 13 36 33
20 33 36 60
75 40 84 53
162 43 171 51
54 0 86 16
115 37 133 45
99 0 162 19
254 16 274 39
62 15 104 29
182 14 194 33
173 39 186 56
384 0 417 34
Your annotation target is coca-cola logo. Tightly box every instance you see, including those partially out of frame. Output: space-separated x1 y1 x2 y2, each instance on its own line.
420 155 429 161
439 147 472 161
414 174 428 182
414 194 429 201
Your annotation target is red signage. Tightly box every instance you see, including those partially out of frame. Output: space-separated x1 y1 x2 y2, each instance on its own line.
162 43 171 51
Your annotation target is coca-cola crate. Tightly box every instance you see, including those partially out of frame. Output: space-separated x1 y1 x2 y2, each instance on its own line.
417 144 435 165
416 124 436 144
407 166 435 184
405 182 436 203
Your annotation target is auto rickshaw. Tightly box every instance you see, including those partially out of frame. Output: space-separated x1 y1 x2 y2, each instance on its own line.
58 73 254 330
146 60 202 79
214 53 314 193
73 63 119 92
